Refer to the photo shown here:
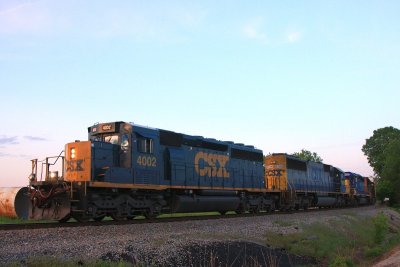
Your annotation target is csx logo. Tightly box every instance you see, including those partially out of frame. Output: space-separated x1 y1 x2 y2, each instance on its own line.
66 160 84 172
194 152 229 178
266 169 283 177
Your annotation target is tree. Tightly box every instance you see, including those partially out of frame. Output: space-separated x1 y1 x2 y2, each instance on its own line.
363 126 400 205
362 126 400 176
381 139 400 203
292 149 323 163
375 179 397 206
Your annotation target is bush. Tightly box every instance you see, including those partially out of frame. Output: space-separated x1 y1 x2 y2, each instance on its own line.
373 213 388 244
329 255 355 267
376 180 397 206
365 246 384 258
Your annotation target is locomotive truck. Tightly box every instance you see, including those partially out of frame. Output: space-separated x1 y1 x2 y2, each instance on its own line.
1 121 375 222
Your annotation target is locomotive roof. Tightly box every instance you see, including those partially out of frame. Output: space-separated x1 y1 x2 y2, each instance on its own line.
90 121 262 152
267 153 345 173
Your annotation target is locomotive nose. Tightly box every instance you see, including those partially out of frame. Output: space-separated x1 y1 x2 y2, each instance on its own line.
65 141 92 182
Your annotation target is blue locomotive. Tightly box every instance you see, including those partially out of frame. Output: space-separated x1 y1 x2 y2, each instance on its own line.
11 121 375 221
265 154 374 209
344 172 374 204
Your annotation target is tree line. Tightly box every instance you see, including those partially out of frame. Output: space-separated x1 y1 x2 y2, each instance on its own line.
362 126 400 206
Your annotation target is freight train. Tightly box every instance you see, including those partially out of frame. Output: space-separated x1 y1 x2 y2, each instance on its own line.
1 121 375 222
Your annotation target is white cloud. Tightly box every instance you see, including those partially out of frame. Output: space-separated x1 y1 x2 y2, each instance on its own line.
94 5 207 41
0 1 207 41
286 30 303 43
0 1 51 33
242 17 268 44
23 136 48 141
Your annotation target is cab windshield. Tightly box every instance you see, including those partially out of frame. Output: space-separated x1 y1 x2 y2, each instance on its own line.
104 134 119 145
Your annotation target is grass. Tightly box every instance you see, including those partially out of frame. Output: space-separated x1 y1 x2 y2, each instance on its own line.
0 216 54 224
392 204 400 213
264 212 400 266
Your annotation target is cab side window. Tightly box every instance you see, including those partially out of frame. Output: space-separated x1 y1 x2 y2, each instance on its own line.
121 134 129 152
138 138 153 154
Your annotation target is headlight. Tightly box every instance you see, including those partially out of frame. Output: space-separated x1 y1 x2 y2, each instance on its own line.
71 148 76 159
50 171 58 180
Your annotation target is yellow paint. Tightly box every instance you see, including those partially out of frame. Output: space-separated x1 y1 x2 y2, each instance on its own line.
264 154 288 190
194 151 229 178
65 141 91 182
345 179 350 193
89 181 270 192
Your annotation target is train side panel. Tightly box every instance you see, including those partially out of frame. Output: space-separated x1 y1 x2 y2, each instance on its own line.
265 154 287 191
85 123 265 191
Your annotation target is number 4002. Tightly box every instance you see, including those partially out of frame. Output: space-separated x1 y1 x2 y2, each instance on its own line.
137 156 157 167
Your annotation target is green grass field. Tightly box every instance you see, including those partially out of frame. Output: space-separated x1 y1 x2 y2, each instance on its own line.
0 216 55 224
265 212 400 266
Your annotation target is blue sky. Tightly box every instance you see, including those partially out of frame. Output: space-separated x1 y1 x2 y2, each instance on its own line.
1 0 399 187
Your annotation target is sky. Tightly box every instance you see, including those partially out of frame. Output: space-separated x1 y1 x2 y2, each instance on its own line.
0 0 399 187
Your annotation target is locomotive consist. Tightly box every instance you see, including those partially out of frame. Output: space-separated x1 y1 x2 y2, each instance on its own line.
11 121 375 222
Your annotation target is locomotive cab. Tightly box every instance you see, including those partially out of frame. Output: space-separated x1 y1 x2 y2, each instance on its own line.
65 121 164 185
89 121 132 170
65 122 134 183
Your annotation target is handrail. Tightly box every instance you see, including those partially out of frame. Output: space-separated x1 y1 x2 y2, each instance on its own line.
29 150 65 182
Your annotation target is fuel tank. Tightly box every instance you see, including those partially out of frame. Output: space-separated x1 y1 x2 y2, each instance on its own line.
0 187 29 218
171 195 240 213
316 196 337 207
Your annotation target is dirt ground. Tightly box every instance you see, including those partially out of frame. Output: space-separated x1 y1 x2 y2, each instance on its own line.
373 246 400 267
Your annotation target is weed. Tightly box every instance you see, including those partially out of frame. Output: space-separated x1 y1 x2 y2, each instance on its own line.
329 255 355 267
373 213 389 244
365 246 384 258
265 214 380 264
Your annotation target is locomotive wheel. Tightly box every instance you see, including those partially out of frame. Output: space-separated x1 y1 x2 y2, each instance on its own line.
73 213 90 223
111 214 126 221
250 206 260 214
236 206 247 214
236 201 249 214
268 203 275 213
144 209 158 219
59 214 71 223
144 203 161 219
94 215 105 222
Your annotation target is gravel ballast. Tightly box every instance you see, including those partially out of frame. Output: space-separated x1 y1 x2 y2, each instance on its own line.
0 206 393 266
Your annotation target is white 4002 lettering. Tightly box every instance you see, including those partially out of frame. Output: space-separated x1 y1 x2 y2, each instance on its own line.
137 156 157 167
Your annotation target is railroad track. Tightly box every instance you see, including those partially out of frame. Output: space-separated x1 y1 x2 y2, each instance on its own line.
0 206 365 231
